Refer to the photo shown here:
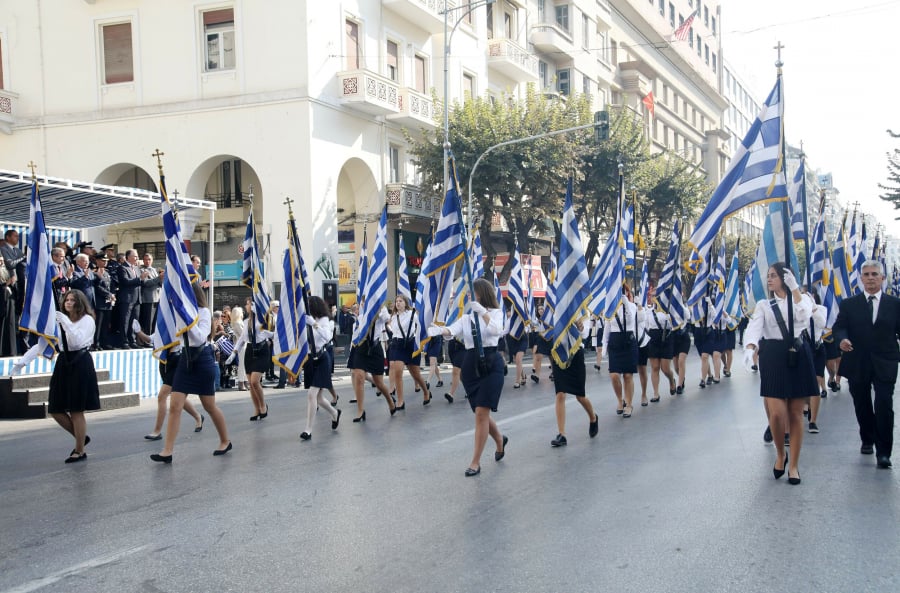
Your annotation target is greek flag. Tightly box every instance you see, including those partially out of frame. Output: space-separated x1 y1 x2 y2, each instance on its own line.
710 243 726 325
851 215 867 295
241 210 272 327
494 272 506 318
788 158 807 241
588 222 620 317
638 260 649 309
687 75 787 270
624 203 635 271
550 179 591 368
723 239 742 320
506 246 529 340
809 195 828 287
669 260 686 329
353 207 388 347
656 220 681 314
471 230 484 279
153 175 201 361
831 213 854 302
397 234 412 301
526 267 536 326
741 202 798 313
273 223 309 379
686 246 711 308
821 254 840 335
540 249 557 337
356 232 369 313
18 179 58 358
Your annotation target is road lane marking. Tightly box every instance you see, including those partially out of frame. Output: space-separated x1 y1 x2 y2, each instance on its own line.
2 545 148 593
433 402 562 444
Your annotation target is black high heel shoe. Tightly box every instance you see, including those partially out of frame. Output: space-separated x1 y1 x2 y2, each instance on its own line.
213 442 232 456
150 453 172 464
788 471 801 485
258 406 269 419
495 435 508 461
332 409 342 430
773 452 788 479
353 411 367 422
444 393 453 403
396 403 405 411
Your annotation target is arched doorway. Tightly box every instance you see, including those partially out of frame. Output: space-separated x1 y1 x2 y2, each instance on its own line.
336 158 380 306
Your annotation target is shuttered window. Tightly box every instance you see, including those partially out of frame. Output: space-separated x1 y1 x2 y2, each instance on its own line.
345 20 360 70
414 55 426 93
386 40 398 81
102 23 134 84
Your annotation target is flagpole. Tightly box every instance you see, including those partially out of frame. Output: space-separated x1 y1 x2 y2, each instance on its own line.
774 43 793 272
799 152 812 289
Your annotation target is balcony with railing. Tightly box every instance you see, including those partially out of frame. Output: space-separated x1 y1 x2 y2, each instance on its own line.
382 0 455 34
486 38 538 82
529 22 574 56
336 69 400 116
387 88 438 130
0 90 18 135
385 183 440 220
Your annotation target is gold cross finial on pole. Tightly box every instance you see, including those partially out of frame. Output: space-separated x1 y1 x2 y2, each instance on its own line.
283 196 294 217
774 41 784 68
151 149 165 172
27 161 37 179
172 189 179 201
247 184 254 203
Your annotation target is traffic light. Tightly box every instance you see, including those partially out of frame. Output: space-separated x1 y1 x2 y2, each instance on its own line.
594 110 609 142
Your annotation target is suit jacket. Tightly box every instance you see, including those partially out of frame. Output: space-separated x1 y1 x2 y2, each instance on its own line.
69 268 96 308
93 271 114 311
833 292 900 384
138 265 161 304
116 262 141 304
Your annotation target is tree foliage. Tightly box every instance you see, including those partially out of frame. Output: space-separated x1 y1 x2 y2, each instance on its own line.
878 129 900 217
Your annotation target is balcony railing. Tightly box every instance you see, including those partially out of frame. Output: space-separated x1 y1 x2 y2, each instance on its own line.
385 183 440 220
336 69 400 116
486 38 538 82
529 23 574 55
387 88 438 130
0 90 18 135
382 0 456 34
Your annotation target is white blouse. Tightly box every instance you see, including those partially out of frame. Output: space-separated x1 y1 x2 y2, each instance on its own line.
744 294 812 348
601 300 643 351
56 314 95 350
388 309 419 341
446 309 505 349
643 308 672 331
231 317 275 351
309 316 333 350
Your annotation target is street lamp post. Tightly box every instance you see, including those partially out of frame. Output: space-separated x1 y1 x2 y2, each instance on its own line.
441 0 496 214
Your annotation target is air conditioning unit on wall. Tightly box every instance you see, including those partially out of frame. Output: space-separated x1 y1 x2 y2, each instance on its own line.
214 228 226 243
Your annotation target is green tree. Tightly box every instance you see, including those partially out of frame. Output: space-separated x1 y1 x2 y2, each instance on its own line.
878 129 900 215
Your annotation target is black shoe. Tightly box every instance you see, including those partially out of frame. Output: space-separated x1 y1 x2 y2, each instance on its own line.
676 384 684 395
396 403 405 411
616 406 624 415
763 426 773 444
531 374 539 384
861 443 875 455
444 393 453 403
426 382 431 391
699 380 706 389
300 432 311 441
258 406 269 419
464 466 481 477
808 422 819 434
331 395 339 406
551 434 568 447
784 433 790 446
594 364 602 371
877 456 892 469
150 453 172 463
589 415 599 438
423 396 432 406
273 385 286 389
650 397 660 403
821 390 827 399
640 400 649 407
495 435 508 461
195 415 205 433
774 452 788 479
65 452 87 464
213 442 232 456
803 409 809 419
144 433 163 441
353 411 366 423
349 398 358 404
332 409 342 430
788 472 801 485
250 414 260 421
723 370 731 377
622 406 633 418
436 381 444 387
751 364 758 372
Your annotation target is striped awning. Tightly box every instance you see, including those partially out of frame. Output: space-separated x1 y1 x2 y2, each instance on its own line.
0 169 215 230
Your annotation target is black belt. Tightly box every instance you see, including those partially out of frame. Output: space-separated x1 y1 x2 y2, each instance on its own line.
58 347 90 355
466 346 498 353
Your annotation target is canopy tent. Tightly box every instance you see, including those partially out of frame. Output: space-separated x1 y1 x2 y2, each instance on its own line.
0 168 218 303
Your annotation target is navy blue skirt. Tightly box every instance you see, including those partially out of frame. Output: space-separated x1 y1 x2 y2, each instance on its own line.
424 337 442 361
347 342 386 376
725 330 737 350
813 343 826 377
461 348 504 412
48 349 100 414
303 350 333 389
388 338 421 365
758 338 818 399
535 335 552 356
551 348 586 397
607 332 638 374
159 351 182 387
646 329 674 359
824 338 841 360
673 331 691 356
506 333 529 354
172 345 217 395
447 339 466 369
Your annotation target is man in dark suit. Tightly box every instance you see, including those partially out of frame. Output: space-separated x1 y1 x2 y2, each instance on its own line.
117 249 143 348
833 260 900 469
92 255 115 350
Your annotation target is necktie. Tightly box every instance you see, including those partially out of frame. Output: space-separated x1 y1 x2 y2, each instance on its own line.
868 295 876 323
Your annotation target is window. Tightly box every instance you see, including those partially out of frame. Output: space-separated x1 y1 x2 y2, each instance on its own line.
610 39 618 65
555 5 569 32
414 55 426 92
504 9 513 39
539 60 549 89
463 72 475 98
345 19 360 70
0 36 4 89
704 44 709 65
711 16 717 35
669 3 675 27
582 74 591 96
464 0 474 25
538 0 546 22
582 14 590 49
100 23 136 85
203 9 234 72
697 38 702 57
704 6 709 26
486 4 494 39
557 68 570 95
389 145 401 183
712 52 717 73
689 28 694 48
386 40 399 81
658 0 664 16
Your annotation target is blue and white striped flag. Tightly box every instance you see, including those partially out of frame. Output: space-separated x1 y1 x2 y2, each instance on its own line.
656 220 680 314
540 249 557 337
710 243 726 325
506 246 529 340
624 203 636 271
743 202 799 313
831 213 854 302
273 222 309 380
809 195 828 287
356 231 369 314
588 223 620 317
638 260 649 309
601 224 627 320
852 216 867 295
471 230 484 279
687 74 787 270
241 210 272 328
18 179 58 358
397 234 412 301
670 260 686 329
494 271 506 319
550 179 591 368
687 245 711 308
788 158 807 241
723 239 742 320
353 207 388 347
526 267 536 326
154 173 200 361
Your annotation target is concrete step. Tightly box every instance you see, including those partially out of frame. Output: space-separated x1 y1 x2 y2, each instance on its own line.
97 392 140 411
2 391 139 419
25 380 128 404
1 369 111 390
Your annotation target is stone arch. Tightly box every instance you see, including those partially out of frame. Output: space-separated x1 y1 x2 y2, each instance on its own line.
94 163 157 191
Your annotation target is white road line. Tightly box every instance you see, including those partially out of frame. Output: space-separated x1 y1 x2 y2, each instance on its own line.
2 545 148 593
433 401 564 445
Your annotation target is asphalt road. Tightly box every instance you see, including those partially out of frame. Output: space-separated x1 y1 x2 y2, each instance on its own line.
0 355 898 593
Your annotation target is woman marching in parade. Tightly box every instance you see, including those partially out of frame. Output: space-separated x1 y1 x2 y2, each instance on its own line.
300 296 341 440
227 299 273 420
743 263 814 484
151 283 232 463
549 318 599 447
643 300 677 402
387 295 431 407
13 289 100 463
348 307 396 422
602 284 643 418
430 278 507 476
